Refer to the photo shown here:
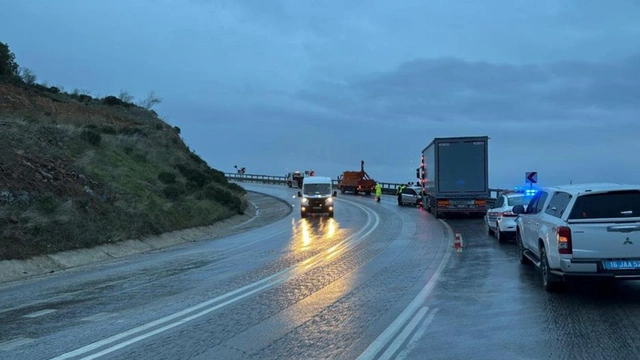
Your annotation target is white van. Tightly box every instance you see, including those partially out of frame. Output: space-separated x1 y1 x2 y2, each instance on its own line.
297 176 337 218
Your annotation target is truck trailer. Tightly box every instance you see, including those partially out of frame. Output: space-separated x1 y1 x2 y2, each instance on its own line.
419 136 490 218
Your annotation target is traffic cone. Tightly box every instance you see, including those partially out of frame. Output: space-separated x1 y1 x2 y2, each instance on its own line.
453 232 463 251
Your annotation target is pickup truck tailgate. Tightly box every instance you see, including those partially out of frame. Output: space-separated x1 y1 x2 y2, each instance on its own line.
568 222 640 259
567 189 640 260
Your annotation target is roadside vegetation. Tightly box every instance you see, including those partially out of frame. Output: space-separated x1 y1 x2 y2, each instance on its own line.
0 41 247 261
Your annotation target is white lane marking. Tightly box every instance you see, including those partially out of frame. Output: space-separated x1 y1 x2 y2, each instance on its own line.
0 300 49 315
49 269 290 360
22 309 57 318
51 197 380 360
378 306 429 360
395 308 439 360
356 219 453 360
81 313 116 322
77 279 282 360
0 338 34 351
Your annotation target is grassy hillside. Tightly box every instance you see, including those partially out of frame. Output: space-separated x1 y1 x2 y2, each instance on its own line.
0 44 247 261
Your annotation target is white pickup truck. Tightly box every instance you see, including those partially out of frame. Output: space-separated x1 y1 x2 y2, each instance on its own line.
513 183 640 292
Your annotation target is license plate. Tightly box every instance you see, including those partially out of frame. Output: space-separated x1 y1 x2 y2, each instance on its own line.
604 260 640 270
313 206 322 210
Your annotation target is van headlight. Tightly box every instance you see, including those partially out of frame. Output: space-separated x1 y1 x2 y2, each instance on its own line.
325 197 333 204
301 198 309 205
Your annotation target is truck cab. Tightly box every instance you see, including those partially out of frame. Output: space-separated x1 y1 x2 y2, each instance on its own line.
297 176 337 218
286 171 304 188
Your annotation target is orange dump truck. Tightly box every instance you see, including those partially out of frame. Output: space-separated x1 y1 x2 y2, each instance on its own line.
338 160 376 195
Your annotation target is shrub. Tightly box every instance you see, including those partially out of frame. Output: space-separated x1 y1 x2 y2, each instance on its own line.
157 171 177 185
189 151 207 166
176 165 207 188
37 195 58 214
202 186 243 213
102 96 133 108
163 185 184 200
81 129 102 146
227 183 246 194
117 127 147 137
100 126 117 135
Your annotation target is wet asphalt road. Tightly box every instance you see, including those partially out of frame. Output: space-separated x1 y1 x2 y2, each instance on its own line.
2 184 640 359
402 215 640 360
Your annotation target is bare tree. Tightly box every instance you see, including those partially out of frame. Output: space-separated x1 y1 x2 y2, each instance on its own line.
20 67 37 84
138 90 162 110
72 88 91 96
118 89 134 103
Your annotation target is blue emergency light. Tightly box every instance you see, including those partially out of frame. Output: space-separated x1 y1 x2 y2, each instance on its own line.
512 187 538 196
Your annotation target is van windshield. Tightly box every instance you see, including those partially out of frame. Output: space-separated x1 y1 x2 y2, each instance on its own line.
303 184 331 195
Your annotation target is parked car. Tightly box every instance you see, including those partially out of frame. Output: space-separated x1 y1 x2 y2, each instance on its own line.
485 190 533 243
400 186 424 206
513 183 640 292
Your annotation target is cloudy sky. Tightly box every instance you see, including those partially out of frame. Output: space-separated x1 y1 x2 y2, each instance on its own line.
2 0 640 188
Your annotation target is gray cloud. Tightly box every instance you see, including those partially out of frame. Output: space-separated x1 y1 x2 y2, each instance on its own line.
296 54 640 127
2 0 640 187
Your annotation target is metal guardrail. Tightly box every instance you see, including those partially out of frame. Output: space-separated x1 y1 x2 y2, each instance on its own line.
225 172 503 207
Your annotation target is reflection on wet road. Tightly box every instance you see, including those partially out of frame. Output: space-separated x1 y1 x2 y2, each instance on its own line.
402 216 640 360
2 184 640 359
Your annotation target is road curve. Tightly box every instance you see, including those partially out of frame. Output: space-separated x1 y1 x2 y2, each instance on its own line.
0 184 452 360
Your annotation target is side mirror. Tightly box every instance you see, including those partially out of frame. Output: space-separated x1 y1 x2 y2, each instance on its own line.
297 191 302 197
333 191 337 197
512 205 525 214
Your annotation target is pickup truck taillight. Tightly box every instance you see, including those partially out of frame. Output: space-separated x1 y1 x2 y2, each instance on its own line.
557 226 573 254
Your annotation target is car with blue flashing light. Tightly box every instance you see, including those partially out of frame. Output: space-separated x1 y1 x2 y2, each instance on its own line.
513 183 640 292
297 176 337 218
486 189 535 242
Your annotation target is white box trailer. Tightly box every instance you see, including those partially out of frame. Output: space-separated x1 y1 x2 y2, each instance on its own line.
419 136 490 218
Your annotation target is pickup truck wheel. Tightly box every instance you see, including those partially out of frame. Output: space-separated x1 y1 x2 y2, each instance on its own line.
540 246 564 292
516 232 531 265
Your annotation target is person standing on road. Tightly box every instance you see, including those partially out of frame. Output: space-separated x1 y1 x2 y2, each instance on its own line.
397 184 406 205
375 182 382 202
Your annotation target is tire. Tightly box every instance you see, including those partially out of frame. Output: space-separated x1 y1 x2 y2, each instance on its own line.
328 211 334 218
488 224 495 236
340 188 345 194
516 232 531 265
496 223 505 243
540 246 564 292
301 211 308 218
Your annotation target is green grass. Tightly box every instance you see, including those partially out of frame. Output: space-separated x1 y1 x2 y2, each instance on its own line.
0 82 247 261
